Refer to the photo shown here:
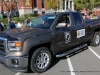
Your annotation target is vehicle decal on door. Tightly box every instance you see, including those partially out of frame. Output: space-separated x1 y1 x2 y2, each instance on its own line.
77 29 85 38
64 32 71 44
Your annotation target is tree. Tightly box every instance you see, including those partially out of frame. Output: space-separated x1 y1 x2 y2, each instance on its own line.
0 0 19 23
94 0 100 7
46 0 60 10
73 0 84 11
73 0 100 11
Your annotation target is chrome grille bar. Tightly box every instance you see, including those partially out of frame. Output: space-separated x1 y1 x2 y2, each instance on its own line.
0 37 7 55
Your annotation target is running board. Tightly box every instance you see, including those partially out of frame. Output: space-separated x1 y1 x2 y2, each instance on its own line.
56 43 88 57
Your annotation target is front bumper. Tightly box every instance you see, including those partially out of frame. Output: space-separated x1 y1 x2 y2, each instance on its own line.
0 37 28 72
0 55 28 72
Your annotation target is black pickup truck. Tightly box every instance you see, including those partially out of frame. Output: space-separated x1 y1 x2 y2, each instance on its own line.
0 12 100 73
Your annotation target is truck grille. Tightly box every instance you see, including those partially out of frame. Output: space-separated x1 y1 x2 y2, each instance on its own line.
0 40 5 53
0 37 7 54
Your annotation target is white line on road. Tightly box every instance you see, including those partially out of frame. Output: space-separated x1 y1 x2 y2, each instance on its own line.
66 56 75 75
89 47 100 59
15 72 21 75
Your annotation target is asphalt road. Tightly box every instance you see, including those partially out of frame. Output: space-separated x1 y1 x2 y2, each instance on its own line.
0 45 100 75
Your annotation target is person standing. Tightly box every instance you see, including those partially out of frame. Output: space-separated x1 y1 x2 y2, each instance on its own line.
17 20 22 28
90 14 94 19
9 20 16 29
38 8 42 15
24 17 30 25
0 21 4 31
84 15 89 20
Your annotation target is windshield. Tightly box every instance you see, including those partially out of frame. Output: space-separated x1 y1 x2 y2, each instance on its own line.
28 14 56 29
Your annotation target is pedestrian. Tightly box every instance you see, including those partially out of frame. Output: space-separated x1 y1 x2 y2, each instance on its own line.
17 20 23 28
84 15 89 20
0 21 4 31
7 19 12 29
38 8 42 15
9 20 16 29
90 14 94 19
24 17 30 25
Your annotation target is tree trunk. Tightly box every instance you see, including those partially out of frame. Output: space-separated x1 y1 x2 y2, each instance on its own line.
7 12 11 24
7 16 10 24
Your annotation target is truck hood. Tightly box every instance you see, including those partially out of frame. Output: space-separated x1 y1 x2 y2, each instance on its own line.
0 27 49 38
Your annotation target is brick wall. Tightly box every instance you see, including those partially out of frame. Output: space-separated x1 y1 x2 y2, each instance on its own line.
44 0 48 10
0 0 49 15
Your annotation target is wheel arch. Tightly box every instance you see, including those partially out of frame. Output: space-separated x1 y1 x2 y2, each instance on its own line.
94 27 100 33
27 42 54 71
91 27 100 42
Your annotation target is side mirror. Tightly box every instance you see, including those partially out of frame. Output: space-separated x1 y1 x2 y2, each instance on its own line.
56 23 66 28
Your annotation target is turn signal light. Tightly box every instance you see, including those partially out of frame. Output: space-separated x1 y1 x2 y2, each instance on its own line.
15 42 22 47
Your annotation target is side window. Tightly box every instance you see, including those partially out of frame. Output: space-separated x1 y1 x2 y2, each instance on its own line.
72 13 83 25
58 14 71 27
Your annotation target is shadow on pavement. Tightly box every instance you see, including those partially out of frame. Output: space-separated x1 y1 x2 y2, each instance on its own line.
25 57 61 74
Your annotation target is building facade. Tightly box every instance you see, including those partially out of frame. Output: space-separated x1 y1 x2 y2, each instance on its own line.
59 0 74 11
0 0 74 16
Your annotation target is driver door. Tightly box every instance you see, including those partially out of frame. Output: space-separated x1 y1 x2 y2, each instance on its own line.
54 14 78 53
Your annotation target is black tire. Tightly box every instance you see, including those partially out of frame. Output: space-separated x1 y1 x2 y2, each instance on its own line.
30 47 52 73
90 32 100 46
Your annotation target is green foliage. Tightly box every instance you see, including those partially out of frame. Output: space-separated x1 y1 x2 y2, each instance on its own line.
22 13 38 17
0 18 8 25
73 0 100 10
46 0 60 10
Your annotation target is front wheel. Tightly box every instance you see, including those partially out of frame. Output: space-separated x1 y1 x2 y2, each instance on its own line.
90 32 100 46
30 47 52 73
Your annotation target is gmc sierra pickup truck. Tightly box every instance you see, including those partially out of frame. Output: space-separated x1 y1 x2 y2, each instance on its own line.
0 12 100 73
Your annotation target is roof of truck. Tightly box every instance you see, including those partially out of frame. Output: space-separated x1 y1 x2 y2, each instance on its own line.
41 11 79 16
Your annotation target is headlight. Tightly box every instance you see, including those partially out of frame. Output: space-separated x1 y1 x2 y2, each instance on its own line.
8 41 22 51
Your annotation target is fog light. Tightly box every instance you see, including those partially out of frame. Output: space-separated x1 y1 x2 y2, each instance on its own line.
11 59 19 67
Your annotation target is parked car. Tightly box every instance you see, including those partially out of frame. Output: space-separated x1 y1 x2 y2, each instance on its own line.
2 9 19 18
